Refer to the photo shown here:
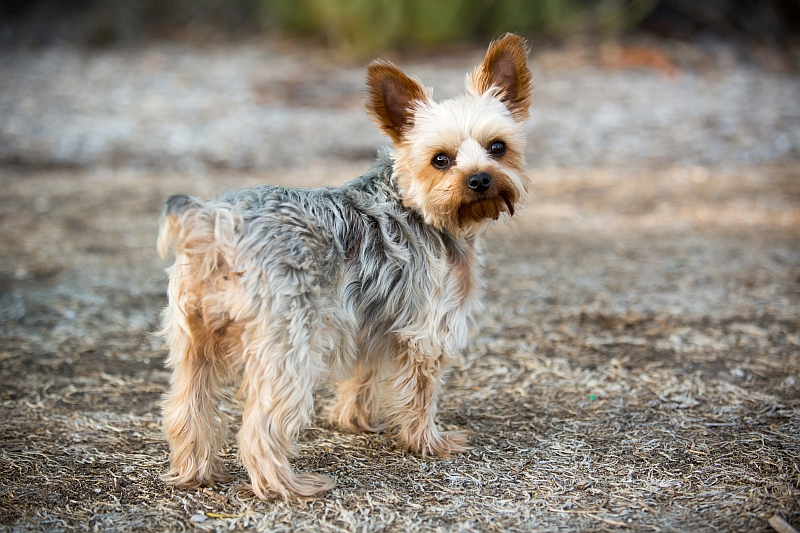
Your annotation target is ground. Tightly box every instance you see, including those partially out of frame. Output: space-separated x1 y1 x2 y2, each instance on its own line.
0 38 799 532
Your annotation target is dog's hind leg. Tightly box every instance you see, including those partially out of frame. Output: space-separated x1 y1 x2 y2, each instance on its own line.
161 276 232 488
237 299 335 500
329 364 382 433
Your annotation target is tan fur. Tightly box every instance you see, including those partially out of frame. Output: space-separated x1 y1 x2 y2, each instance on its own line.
161 263 236 489
385 346 470 456
329 365 383 432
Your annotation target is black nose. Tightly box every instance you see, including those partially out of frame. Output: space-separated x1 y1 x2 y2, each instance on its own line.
467 172 492 193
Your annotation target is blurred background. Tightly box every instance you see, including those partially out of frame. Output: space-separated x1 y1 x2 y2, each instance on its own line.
0 0 799 173
2 0 799 52
1 4 799 530
1 0 798 340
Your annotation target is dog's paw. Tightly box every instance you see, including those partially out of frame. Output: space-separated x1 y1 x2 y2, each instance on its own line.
427 430 472 457
329 408 378 433
248 472 336 501
402 428 472 457
329 401 381 433
288 473 337 500
439 430 472 455
162 461 231 489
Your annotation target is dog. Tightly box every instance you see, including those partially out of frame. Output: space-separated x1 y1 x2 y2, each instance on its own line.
157 33 532 500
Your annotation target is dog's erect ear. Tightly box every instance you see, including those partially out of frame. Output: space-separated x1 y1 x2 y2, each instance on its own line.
365 60 429 144
469 33 533 121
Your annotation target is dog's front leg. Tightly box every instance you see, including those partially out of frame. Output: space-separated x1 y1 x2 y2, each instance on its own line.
385 343 470 457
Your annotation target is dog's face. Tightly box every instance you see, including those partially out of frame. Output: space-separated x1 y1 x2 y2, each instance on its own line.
365 34 532 236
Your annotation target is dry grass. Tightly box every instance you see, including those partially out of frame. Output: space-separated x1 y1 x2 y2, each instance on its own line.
1 161 799 532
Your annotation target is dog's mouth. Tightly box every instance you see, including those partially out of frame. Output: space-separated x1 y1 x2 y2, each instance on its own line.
456 187 517 226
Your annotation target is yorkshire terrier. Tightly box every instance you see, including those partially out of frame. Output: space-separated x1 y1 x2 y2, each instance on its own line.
157 33 532 500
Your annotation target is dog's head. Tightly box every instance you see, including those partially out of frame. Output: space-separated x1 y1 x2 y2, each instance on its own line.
366 33 532 236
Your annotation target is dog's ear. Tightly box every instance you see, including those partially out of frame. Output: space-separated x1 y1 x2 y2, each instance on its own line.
469 33 532 121
365 60 429 144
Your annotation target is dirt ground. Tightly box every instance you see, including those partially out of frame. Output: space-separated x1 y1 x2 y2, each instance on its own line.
1 39 799 532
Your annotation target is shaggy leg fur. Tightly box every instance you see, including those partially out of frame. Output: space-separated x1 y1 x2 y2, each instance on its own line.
384 345 470 456
237 318 335 500
161 302 232 488
330 365 382 432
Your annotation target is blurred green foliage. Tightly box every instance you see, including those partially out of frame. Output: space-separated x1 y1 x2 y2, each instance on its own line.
6 0 797 50
261 0 660 52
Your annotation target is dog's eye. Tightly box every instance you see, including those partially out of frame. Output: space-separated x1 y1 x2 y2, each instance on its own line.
431 153 452 170
489 141 506 156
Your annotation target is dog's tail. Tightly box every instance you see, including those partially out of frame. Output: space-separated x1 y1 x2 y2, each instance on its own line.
157 194 204 259
157 194 242 276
